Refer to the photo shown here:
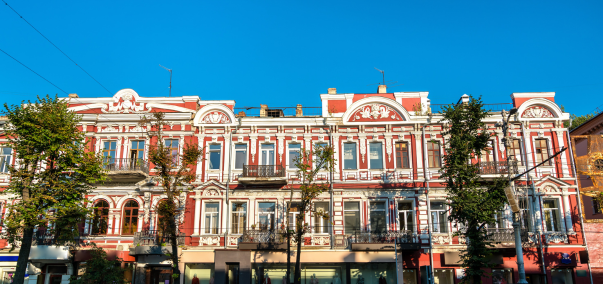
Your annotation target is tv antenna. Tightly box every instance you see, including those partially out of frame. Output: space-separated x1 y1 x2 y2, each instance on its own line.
375 67 385 85
159 64 172 97
368 67 404 88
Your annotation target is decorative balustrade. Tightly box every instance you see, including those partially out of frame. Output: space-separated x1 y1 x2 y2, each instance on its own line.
242 165 286 178
133 230 185 246
103 158 149 173
348 230 420 250
478 161 518 175
32 230 82 246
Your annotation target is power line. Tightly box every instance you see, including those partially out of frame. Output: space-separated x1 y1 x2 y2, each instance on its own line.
2 0 112 95
0 47 68 95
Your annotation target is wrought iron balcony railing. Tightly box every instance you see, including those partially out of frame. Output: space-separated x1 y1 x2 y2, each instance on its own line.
133 230 185 246
349 230 418 244
103 158 149 174
242 165 286 178
240 229 287 243
478 161 518 175
32 230 83 246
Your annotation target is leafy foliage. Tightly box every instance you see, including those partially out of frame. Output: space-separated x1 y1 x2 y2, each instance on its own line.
2 95 107 284
291 143 335 284
139 112 203 282
561 105 600 130
439 96 508 284
70 244 126 284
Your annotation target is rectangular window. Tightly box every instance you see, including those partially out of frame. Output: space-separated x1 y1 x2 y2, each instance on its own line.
343 143 357 170
313 142 328 169
480 140 495 163
288 143 301 169
433 269 454 284
369 142 383 169
0 147 12 173
535 139 550 165
431 202 448 233
398 201 414 232
261 144 275 165
231 203 247 234
543 199 561 232
395 142 410 169
492 269 513 284
370 201 386 232
103 141 117 167
258 202 275 231
130 141 145 160
287 202 301 230
234 144 247 170
427 142 441 168
165 139 179 156
344 202 360 234
509 139 523 165
519 197 532 230
551 269 574 284
204 203 219 234
593 198 602 215
313 202 329 234
489 210 506 229
208 144 221 170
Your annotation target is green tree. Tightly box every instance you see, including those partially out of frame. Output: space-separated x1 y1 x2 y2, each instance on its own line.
70 244 126 284
291 144 335 284
560 105 600 130
2 95 107 284
439 96 508 283
139 112 203 284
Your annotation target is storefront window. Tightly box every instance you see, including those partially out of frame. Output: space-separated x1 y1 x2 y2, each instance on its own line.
492 269 513 284
350 263 396 284
433 269 453 284
252 264 346 284
551 269 573 284
185 264 215 284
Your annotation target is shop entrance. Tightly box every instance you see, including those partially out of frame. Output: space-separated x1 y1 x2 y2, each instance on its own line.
226 263 240 284
150 267 173 284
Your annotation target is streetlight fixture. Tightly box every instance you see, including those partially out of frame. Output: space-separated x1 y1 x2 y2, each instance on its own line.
501 108 528 284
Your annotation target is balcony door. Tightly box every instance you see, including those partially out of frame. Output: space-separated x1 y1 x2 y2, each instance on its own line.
261 144 275 165
103 141 117 167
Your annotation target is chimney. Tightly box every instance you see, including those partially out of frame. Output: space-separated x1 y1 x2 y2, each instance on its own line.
328 88 337 95
260 104 268 117
236 111 247 117
461 94 470 105
378 85 387 94
68 93 79 98
296 104 303 117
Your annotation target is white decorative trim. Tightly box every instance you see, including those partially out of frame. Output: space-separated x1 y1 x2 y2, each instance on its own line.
341 97 412 125
193 104 237 126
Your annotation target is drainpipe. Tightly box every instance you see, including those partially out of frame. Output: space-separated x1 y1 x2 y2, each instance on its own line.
224 117 242 248
566 130 594 284
422 115 434 284
325 118 335 250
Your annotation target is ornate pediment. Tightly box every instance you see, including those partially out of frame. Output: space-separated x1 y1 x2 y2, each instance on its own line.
101 89 150 114
521 106 554 118
201 111 231 124
349 103 403 122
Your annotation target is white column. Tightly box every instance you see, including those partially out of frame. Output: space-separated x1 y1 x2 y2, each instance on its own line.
523 131 534 168
413 133 423 173
332 135 340 180
223 135 231 182
108 214 115 234
113 213 121 235
532 194 542 233
193 193 202 235
562 189 575 234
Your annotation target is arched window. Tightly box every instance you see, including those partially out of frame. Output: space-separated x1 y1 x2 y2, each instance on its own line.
122 200 139 235
91 200 109 235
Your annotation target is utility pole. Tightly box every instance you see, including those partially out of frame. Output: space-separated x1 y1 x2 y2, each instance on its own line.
501 108 528 284
159 64 172 97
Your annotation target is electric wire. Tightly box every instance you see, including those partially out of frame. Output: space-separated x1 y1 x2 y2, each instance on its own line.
0 47 68 95
2 0 112 95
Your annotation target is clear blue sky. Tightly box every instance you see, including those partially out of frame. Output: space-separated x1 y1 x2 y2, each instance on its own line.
1 0 602 116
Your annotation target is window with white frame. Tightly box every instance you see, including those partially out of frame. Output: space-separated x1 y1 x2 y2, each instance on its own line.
480 140 495 163
313 202 329 234
343 143 357 170
313 142 328 169
519 197 532 230
0 147 12 173
288 143 301 169
431 201 448 233
234 144 247 170
543 199 561 232
369 142 383 169
509 139 523 165
287 202 301 230
427 142 441 168
344 201 360 234
261 144 275 165
231 203 247 234
130 141 145 161
534 139 550 165
208 144 221 170
488 210 506 229
398 201 414 232
258 202 275 230
204 203 219 234
165 139 179 165
370 201 386 232
102 141 117 165
395 142 410 169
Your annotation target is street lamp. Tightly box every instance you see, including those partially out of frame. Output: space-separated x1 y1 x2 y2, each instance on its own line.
501 108 528 284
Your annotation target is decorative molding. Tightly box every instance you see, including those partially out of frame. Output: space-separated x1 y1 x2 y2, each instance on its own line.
202 111 231 124
544 232 568 244
199 236 220 246
101 89 149 114
350 104 403 122
521 106 554 118
432 233 450 245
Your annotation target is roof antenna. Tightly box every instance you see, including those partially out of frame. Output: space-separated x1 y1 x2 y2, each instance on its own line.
159 64 172 97
374 67 385 85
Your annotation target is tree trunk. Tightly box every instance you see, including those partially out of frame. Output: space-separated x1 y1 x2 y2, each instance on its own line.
170 216 181 284
293 230 303 284
13 226 34 284
286 234 291 284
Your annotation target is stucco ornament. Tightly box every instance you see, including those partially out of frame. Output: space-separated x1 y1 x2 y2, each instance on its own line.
102 92 149 113
521 106 554 118
202 111 231 124
352 104 402 121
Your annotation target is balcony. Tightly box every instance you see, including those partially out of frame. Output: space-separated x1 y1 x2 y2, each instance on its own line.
131 230 185 255
238 165 287 186
478 161 518 176
458 228 539 247
238 229 287 250
30 230 80 261
104 158 149 183
349 230 421 251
